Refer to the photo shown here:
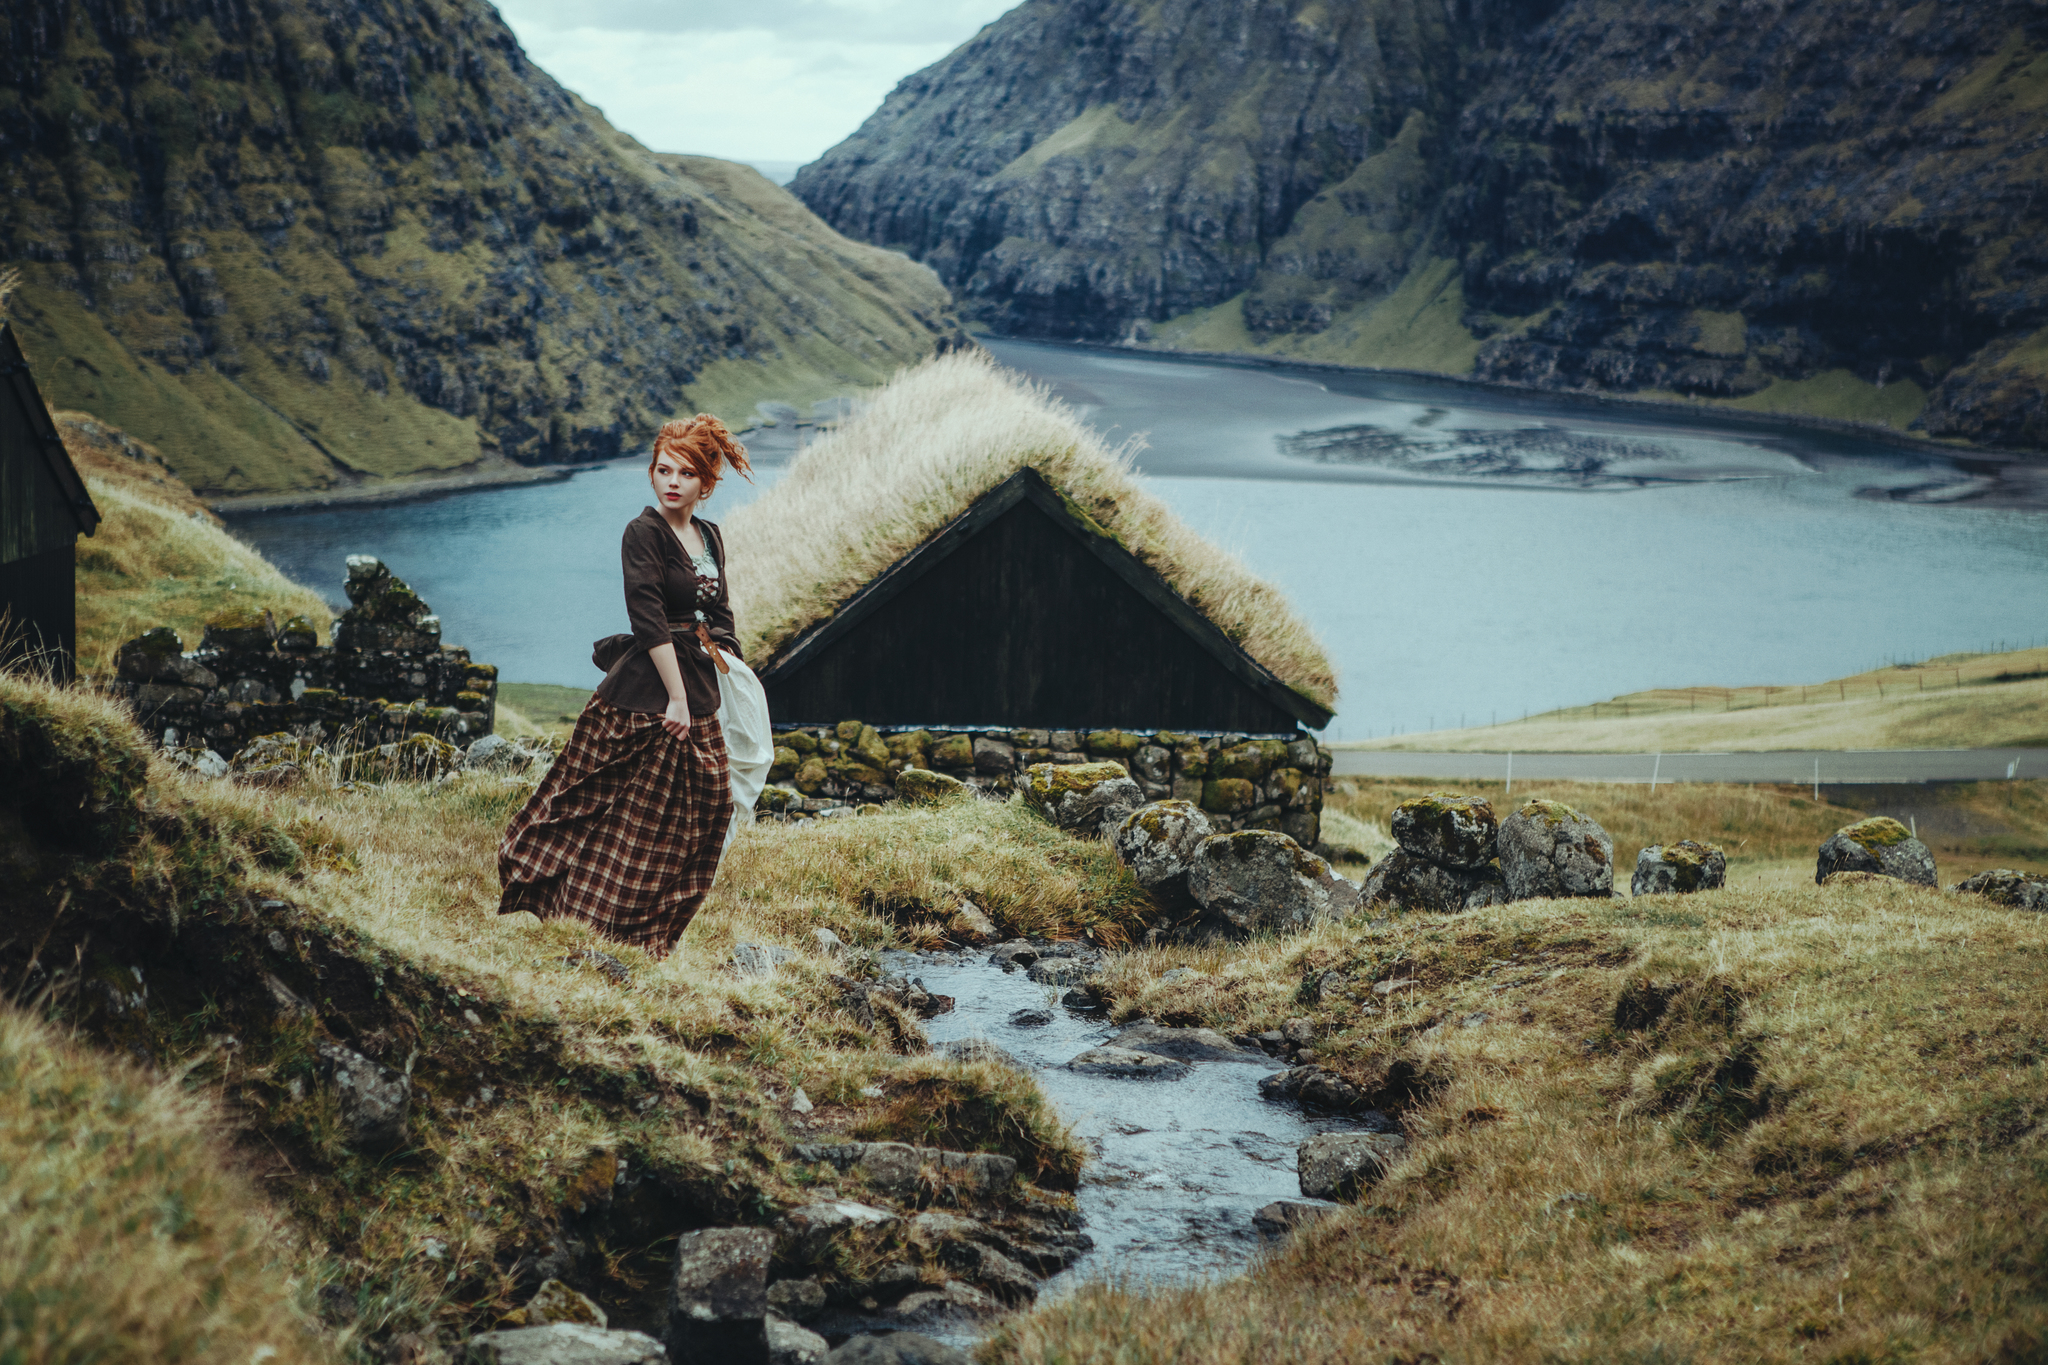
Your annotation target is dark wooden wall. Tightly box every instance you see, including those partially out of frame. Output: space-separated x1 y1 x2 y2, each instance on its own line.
0 544 76 676
763 496 1304 732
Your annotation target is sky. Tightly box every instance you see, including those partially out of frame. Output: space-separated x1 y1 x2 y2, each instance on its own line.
494 0 1020 173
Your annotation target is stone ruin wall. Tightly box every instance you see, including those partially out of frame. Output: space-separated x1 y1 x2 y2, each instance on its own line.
761 721 1333 849
102 556 498 758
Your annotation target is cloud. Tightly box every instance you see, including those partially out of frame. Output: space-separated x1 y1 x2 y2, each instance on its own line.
496 0 1015 161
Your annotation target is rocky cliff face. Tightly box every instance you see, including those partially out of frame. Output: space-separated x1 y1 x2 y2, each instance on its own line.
0 0 962 494
795 0 2048 449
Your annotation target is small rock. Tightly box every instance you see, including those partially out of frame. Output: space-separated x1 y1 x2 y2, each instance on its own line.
562 949 631 985
1008 1008 1054 1027
946 900 999 945
896 766 971 803
1297 1133 1408 1200
1185 831 1361 938
790 1087 814 1114
1952 868 2048 912
987 940 1039 971
1816 818 1937 887
732 943 797 976
777 1201 901 1260
1258 1066 1370 1113
1104 1022 1265 1062
768 1316 829 1365
1020 761 1144 838
824 1331 971 1365
463 1323 666 1365
464 734 535 773
666 1227 774 1365
1282 1017 1315 1048
766 1277 827 1323
1631 841 1728 896
1389 792 1498 869
1498 800 1614 901
939 1038 1023 1068
887 1281 1001 1327
1066 1046 1191 1080
524 1279 607 1327
1026 959 1088 987
810 928 847 957
1252 1199 1336 1239
1110 799 1214 910
315 1040 410 1151
1160 966 1203 983
1372 977 1419 997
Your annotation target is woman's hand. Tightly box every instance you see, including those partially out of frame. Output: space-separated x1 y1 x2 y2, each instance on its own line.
662 695 692 738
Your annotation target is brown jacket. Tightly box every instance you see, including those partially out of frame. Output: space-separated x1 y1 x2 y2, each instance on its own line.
593 508 739 717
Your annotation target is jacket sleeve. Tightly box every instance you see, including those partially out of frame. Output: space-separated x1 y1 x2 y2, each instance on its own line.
702 523 741 653
622 520 672 652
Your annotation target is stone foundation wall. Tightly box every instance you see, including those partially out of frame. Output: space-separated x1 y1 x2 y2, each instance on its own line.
761 721 1332 847
102 556 497 758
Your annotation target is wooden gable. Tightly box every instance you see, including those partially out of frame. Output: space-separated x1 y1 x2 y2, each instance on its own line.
0 323 99 565
757 467 1332 733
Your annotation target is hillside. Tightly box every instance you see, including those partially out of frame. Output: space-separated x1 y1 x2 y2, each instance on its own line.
794 0 2048 449
1347 646 2048 753
0 0 963 497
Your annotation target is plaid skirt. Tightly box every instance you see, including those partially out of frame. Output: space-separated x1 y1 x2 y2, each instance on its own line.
497 697 732 958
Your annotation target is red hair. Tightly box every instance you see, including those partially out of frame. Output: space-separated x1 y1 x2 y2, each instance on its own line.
649 414 752 494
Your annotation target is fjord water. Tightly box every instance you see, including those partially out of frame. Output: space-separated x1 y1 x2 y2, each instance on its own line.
228 342 2048 734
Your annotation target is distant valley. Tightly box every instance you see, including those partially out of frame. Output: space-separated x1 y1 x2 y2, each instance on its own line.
793 0 2048 451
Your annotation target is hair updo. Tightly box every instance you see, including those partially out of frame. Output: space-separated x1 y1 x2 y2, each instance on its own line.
649 414 753 496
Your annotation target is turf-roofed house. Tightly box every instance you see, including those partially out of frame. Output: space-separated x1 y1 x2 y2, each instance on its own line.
0 323 100 677
723 350 1341 847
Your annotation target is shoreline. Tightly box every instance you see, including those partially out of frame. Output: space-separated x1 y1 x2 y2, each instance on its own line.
994 333 2047 470
208 460 584 516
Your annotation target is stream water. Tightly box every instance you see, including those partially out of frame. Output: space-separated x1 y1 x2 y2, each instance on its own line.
897 949 1356 1299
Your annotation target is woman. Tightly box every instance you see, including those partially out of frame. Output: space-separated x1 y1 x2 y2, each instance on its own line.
496 414 754 960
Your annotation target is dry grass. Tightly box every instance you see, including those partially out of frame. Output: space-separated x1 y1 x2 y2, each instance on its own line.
63 410 333 672
721 349 1338 708
992 873 2048 1363
0 1001 332 1364
1348 647 2048 753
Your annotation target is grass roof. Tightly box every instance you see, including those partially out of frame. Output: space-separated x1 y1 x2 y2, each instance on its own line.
722 349 1339 710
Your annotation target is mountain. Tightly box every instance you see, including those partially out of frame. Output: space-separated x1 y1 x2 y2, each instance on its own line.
792 0 2048 450
0 0 963 496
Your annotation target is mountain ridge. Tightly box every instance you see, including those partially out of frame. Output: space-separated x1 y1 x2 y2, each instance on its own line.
793 0 2048 451
0 0 963 495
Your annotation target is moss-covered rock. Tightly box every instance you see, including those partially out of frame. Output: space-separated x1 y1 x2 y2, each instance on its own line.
886 730 932 765
780 729 819 755
1817 818 1935 886
200 605 277 654
1022 761 1144 837
793 755 828 794
930 734 976 771
770 745 800 781
1110 799 1214 912
1951 868 2048 912
1086 729 1143 759
1631 841 1728 896
1390 791 1498 870
835 719 866 743
1200 777 1256 814
1211 740 1288 782
1185 830 1360 937
1361 849 1506 914
896 767 970 804
275 615 321 651
1499 800 1613 901
757 785 804 813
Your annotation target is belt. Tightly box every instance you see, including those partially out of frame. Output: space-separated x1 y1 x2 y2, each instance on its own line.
668 619 732 674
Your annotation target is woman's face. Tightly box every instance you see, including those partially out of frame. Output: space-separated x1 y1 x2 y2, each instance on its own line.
650 454 708 513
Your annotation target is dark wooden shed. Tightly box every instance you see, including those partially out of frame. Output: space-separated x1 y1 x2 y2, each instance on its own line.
757 466 1333 734
0 323 100 677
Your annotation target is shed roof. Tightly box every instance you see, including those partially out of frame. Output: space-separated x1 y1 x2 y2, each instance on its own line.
0 323 100 543
723 349 1338 715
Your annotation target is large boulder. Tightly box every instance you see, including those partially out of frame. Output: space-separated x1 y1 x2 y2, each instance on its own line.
1297 1133 1407 1200
1359 849 1506 914
1498 800 1614 900
1110 799 1214 910
1104 1022 1265 1062
1952 868 2048 912
1185 831 1361 937
667 1228 774 1365
1631 841 1728 896
1021 761 1143 837
1816 818 1936 886
1065 1046 1191 1079
1389 792 1498 869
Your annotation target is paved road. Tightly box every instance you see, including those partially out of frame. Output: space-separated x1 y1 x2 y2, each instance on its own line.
1329 748 2048 785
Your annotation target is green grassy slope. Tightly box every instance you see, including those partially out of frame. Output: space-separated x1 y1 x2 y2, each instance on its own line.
0 0 960 496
